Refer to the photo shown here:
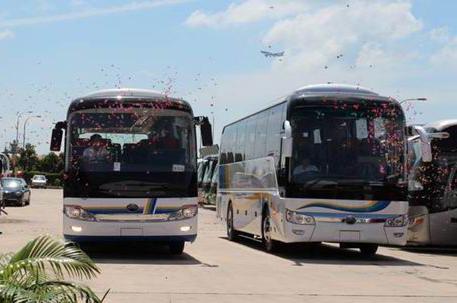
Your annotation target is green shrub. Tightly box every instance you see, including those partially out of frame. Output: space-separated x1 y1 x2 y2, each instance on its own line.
53 178 62 187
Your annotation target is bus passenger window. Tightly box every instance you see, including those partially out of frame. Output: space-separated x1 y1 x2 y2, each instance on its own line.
235 121 247 162
451 171 457 191
245 117 257 160
254 111 268 158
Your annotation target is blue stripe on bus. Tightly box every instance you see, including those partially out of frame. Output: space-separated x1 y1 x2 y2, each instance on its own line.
298 200 391 213
298 212 395 218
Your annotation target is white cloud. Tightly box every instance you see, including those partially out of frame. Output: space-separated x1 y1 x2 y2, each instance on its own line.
429 27 457 68
183 1 445 139
429 26 451 43
185 0 309 28
356 42 418 70
0 29 14 40
263 1 422 71
430 38 457 67
0 0 189 28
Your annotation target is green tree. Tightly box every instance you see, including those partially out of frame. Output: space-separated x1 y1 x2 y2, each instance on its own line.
38 152 64 173
0 235 108 303
18 144 39 171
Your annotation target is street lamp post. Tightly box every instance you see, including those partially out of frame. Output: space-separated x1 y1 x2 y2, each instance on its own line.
12 111 32 176
15 111 33 153
22 115 42 149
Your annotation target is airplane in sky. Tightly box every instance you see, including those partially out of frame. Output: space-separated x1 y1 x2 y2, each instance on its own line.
260 50 285 58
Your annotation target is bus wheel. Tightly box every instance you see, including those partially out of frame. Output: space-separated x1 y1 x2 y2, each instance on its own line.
359 244 378 257
169 241 185 255
262 209 278 253
227 204 239 241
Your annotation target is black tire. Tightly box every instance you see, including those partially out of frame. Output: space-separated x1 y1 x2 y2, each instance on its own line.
169 241 185 255
18 197 25 207
262 208 279 253
359 244 378 257
227 203 239 241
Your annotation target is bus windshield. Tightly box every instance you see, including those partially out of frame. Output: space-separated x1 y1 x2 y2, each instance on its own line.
68 109 195 173
288 100 406 200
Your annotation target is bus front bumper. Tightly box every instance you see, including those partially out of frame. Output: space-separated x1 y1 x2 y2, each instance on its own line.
281 220 407 246
63 216 197 243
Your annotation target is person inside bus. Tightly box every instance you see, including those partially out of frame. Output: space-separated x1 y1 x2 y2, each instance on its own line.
293 157 320 179
141 126 179 150
81 134 112 167
157 125 179 149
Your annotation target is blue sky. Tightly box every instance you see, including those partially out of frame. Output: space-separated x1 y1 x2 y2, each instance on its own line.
0 0 456 154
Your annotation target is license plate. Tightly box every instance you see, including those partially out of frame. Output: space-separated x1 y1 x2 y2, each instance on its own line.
340 231 360 241
120 228 143 236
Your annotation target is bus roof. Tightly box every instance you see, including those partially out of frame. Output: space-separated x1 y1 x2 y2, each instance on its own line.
425 119 457 131
80 88 166 99
292 84 380 98
222 83 395 132
68 88 192 115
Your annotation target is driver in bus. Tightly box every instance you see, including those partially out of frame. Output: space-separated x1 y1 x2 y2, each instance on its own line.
293 157 319 176
157 125 179 149
82 134 111 164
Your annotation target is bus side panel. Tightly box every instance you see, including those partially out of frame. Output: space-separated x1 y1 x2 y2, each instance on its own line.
232 192 263 236
217 157 278 237
429 208 457 246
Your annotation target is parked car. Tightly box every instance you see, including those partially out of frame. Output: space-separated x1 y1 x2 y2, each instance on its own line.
1 178 31 207
31 175 47 188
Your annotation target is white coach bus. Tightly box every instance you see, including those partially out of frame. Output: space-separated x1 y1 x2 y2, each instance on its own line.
217 84 409 256
407 120 457 246
50 88 212 254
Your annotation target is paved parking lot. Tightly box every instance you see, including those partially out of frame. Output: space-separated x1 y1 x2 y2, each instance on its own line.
1 189 457 302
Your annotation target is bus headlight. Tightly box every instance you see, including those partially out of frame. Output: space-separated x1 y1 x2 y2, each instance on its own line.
64 205 96 222
168 205 198 221
286 209 315 225
385 215 408 227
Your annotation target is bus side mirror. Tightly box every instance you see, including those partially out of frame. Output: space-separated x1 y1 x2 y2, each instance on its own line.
50 121 66 152
50 128 63 152
195 116 213 147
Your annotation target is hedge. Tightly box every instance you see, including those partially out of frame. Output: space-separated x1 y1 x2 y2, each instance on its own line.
21 171 62 187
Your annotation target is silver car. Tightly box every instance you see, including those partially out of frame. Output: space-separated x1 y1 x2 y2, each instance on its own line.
31 175 47 188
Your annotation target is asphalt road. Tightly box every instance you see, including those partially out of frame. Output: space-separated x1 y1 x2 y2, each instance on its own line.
1 189 457 302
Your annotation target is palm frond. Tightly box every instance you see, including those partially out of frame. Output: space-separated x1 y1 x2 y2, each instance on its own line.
0 235 107 303
32 280 104 303
2 235 99 280
0 253 14 269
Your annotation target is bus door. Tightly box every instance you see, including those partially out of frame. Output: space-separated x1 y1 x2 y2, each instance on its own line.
427 164 457 246
444 165 457 215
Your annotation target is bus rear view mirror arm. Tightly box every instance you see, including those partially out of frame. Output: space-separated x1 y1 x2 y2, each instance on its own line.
429 132 450 139
50 121 67 152
282 120 292 158
194 116 213 147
